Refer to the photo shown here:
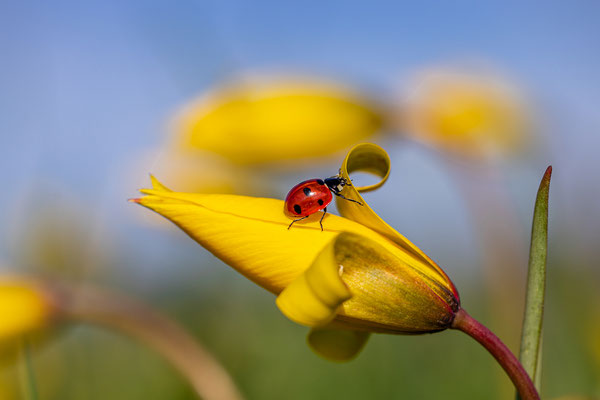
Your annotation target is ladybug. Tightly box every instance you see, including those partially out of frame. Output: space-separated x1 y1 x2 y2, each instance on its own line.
285 175 362 230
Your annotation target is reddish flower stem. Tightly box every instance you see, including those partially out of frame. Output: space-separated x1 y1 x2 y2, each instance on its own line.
451 308 540 400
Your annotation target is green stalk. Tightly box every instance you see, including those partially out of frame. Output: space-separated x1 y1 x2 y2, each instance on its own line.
18 338 39 400
518 165 552 398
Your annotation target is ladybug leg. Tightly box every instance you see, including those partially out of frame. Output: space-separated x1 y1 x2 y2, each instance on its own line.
334 193 363 206
319 207 327 231
288 215 309 230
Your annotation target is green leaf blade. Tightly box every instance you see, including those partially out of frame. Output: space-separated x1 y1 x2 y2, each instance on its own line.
518 165 552 395
19 338 39 400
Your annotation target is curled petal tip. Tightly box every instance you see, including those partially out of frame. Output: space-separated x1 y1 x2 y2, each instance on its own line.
128 198 142 204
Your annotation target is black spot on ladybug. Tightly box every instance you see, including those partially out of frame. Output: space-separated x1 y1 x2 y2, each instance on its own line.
293 204 302 214
316 179 325 185
318 199 324 206
303 187 312 196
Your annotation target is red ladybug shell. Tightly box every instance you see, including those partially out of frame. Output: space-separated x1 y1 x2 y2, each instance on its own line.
285 179 333 217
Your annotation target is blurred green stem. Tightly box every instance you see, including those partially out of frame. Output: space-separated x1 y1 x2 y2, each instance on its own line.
452 308 539 400
52 283 244 400
18 338 39 400
518 165 551 397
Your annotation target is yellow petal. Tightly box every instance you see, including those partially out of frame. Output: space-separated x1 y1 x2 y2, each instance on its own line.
337 143 459 300
150 174 172 192
276 234 351 327
276 232 456 333
134 178 455 300
170 78 383 165
307 328 370 362
135 183 335 293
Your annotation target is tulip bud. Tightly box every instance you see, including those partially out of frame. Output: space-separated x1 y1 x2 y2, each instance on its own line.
327 232 459 334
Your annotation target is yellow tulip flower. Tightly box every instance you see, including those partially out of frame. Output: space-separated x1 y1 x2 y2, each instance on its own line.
400 67 532 161
170 78 383 165
133 143 460 361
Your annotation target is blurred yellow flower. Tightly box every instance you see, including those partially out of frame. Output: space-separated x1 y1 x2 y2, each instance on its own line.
0 279 52 344
133 143 460 361
400 67 532 161
170 77 383 165
0 278 55 364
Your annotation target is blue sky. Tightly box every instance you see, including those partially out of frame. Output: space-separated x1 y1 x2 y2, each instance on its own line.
1 0 599 276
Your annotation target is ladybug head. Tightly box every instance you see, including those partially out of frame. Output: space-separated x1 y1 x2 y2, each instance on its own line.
324 176 347 194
